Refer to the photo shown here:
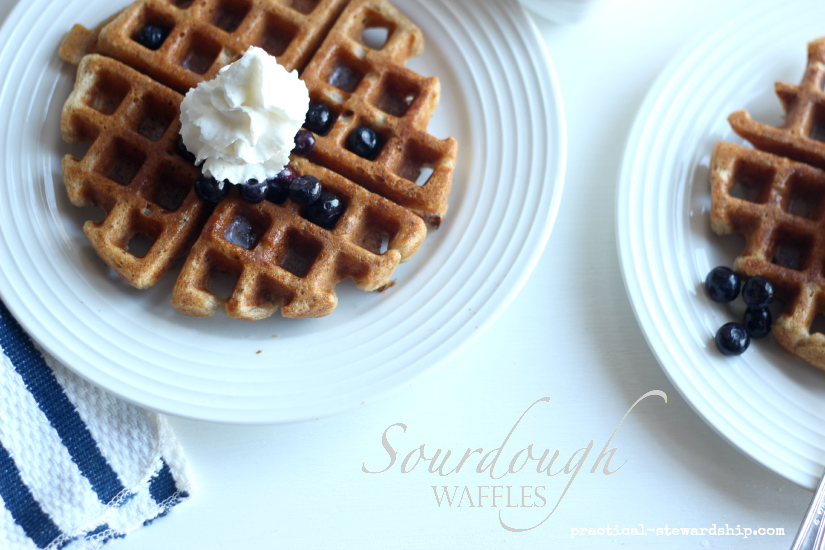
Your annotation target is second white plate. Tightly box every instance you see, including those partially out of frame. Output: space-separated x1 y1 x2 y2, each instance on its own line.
0 0 565 423
618 0 825 489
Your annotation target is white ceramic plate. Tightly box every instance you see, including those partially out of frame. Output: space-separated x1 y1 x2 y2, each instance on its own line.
0 0 565 423
617 0 825 489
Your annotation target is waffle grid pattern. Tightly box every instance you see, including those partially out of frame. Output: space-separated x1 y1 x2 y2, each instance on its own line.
711 141 825 369
62 0 349 93
710 37 825 369
300 0 457 226
60 0 448 318
61 54 208 289
729 38 825 170
173 157 425 319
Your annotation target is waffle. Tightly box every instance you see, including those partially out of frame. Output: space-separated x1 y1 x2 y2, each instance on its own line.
710 37 825 368
297 0 458 226
173 158 426 318
59 0 350 92
710 141 825 369
59 0 448 319
61 54 209 289
728 38 825 170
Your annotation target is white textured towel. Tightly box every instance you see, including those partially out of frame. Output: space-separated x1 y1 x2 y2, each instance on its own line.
0 300 195 549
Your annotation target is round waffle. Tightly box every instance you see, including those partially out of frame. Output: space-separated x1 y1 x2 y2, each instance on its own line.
59 0 454 319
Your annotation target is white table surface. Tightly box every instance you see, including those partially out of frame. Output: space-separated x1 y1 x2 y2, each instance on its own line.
3 0 818 548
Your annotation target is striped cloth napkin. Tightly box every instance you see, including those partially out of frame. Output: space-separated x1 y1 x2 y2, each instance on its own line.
0 300 195 549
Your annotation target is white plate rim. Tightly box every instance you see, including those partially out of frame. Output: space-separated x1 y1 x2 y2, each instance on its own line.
616 0 825 489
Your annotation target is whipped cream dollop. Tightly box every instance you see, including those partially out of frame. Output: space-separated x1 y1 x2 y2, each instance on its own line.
179 46 310 184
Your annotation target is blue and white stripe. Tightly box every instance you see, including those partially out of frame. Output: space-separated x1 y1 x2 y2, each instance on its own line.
0 301 194 549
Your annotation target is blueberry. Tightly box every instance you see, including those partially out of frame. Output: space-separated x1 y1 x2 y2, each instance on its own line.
288 175 321 205
239 179 269 204
744 307 772 339
305 191 345 229
304 103 334 135
266 167 296 204
194 175 229 204
175 135 196 164
136 24 168 51
705 266 740 303
346 127 381 160
293 129 316 156
715 322 750 356
742 276 774 308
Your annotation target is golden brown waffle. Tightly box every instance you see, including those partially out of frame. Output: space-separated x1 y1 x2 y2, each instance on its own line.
729 38 825 170
59 0 447 319
61 54 209 289
59 0 349 93
710 141 825 370
172 157 426 319
710 37 825 368
299 0 457 226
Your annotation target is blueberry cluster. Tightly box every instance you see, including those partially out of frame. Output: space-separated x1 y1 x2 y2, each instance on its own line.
296 103 383 160
293 103 333 157
290 175 346 229
705 266 775 356
186 102 354 230
193 167 344 230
